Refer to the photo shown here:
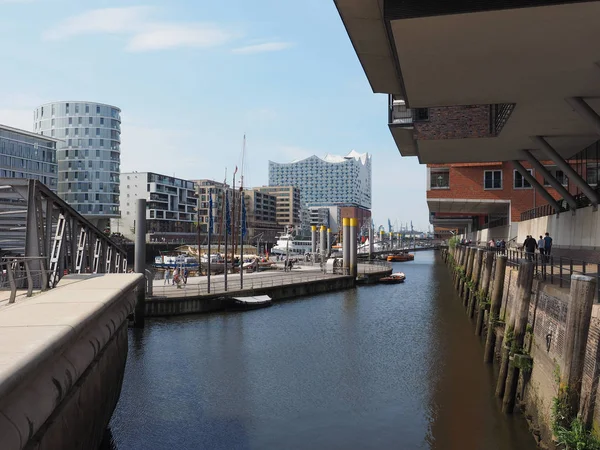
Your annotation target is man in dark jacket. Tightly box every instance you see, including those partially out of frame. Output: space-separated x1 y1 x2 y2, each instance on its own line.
525 235 537 261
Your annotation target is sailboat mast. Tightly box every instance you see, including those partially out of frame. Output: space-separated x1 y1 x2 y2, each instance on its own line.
240 135 245 289
231 169 236 265
217 169 226 253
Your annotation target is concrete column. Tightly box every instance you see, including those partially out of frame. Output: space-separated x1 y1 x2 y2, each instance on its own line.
134 199 146 329
320 225 327 261
512 160 562 212
533 135 599 206
476 251 495 336
521 149 577 210
342 218 350 273
502 261 535 413
485 255 507 363
311 226 317 254
327 228 331 256
562 275 597 419
349 218 358 277
566 97 600 136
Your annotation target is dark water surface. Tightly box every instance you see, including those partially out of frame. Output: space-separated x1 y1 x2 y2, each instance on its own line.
103 251 536 450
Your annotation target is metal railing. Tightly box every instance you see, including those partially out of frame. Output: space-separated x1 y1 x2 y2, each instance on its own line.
490 103 515 136
504 248 600 300
0 257 50 304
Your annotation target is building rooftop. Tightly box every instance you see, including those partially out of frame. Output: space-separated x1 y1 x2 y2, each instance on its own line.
0 123 61 143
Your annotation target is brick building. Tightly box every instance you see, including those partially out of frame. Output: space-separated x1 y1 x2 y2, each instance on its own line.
427 159 573 238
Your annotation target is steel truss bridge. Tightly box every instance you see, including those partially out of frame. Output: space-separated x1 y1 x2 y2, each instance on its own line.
0 178 127 289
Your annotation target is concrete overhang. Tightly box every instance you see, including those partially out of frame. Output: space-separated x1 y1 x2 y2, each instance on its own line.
427 198 510 215
335 0 600 163
389 125 418 157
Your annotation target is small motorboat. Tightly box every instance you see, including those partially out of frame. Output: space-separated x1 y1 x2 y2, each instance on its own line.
379 272 406 284
387 253 414 262
225 295 273 310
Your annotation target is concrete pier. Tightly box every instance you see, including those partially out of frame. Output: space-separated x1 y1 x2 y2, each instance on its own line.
0 274 142 450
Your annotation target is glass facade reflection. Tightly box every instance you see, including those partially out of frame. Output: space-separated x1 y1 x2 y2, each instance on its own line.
0 124 58 189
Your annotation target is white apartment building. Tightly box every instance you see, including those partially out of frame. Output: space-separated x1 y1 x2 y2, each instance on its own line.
111 172 197 242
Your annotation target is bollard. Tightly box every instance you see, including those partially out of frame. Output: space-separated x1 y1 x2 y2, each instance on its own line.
502 261 534 413
134 198 146 328
320 225 327 263
311 226 317 254
562 275 597 422
476 251 495 336
342 218 350 274
349 218 358 277
327 228 331 257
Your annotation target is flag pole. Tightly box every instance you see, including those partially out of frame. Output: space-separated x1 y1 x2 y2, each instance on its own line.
240 135 246 289
224 189 229 291
207 188 212 293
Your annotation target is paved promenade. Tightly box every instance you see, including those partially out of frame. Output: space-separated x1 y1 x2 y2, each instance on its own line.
150 262 389 298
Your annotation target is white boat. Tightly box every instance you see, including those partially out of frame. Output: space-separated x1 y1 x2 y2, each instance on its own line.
270 233 312 255
226 295 272 310
153 254 198 268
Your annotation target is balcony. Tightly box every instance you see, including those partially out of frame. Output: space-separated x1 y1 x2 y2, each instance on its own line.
388 95 429 127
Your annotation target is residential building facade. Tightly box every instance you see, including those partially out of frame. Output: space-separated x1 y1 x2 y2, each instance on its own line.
243 188 280 243
34 101 121 227
193 179 231 236
256 185 301 228
111 172 197 242
0 124 58 190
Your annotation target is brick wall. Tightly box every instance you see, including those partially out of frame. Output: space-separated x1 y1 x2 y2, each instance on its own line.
415 105 491 140
428 162 563 222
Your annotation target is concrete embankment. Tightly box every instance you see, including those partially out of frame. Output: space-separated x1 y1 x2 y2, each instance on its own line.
146 275 356 317
0 273 143 450
441 245 599 448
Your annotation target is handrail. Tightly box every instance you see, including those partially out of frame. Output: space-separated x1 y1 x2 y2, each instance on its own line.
1 256 51 304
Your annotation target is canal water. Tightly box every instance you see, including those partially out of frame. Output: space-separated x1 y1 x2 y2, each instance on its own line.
102 251 537 450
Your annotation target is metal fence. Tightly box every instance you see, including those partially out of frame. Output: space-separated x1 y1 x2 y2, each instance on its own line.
0 256 50 304
458 245 600 301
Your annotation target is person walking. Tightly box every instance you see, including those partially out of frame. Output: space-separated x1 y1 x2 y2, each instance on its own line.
543 232 553 258
164 268 170 285
537 235 546 258
183 268 189 285
525 235 537 261
172 267 179 285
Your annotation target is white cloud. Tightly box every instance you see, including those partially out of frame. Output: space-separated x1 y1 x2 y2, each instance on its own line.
232 42 293 54
42 7 153 41
43 7 238 52
126 23 236 52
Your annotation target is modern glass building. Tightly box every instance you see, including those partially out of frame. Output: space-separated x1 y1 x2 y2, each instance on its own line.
34 101 121 225
0 124 58 190
268 150 372 209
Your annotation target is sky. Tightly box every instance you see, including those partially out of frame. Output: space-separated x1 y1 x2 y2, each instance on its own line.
0 0 429 231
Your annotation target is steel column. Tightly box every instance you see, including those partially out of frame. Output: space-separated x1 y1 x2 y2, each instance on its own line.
533 136 599 206
512 160 562 212
521 150 577 210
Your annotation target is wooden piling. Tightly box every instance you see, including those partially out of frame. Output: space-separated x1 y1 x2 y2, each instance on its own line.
562 275 597 421
467 249 484 318
485 255 507 364
475 251 495 336
502 261 534 413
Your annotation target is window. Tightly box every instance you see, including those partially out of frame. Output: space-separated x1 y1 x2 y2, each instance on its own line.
414 108 429 121
51 105 55 116
96 105 101 114
51 130 55 137
99 139 104 147
588 164 599 186
65 128 69 136
85 128 89 135
543 167 568 187
96 149 100 157
74 128 79 136
514 169 533 189
51 118 55 126
75 104 79 114
68 117 72 125
100 118 104 125
89 117 93 125
78 117 82 125
484 170 502 189
430 168 449 189
96 128 100 136
88 139 93 146
65 103 69 114
85 105 89 114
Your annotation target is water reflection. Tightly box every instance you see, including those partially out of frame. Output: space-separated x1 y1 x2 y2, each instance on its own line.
104 251 536 450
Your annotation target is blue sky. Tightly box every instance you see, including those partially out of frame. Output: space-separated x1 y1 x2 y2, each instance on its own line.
0 0 428 230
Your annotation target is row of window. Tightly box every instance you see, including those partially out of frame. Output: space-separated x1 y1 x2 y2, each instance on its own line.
37 104 120 119
0 170 57 187
430 168 571 190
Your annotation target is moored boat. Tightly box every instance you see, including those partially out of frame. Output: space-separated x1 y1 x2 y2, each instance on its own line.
224 295 273 310
387 253 414 262
379 272 406 284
